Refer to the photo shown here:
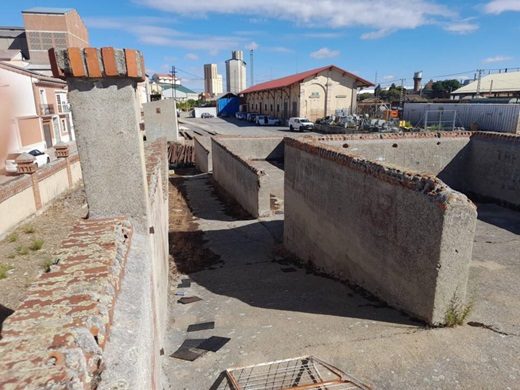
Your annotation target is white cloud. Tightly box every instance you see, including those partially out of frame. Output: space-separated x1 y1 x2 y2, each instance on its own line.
136 0 457 38
485 0 520 14
270 46 294 53
310 47 340 59
303 32 343 39
383 75 395 80
86 16 244 51
483 56 513 63
185 53 199 60
442 21 479 34
245 41 259 50
361 28 394 39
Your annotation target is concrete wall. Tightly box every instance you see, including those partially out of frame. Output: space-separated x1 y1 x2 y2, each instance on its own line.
143 99 179 142
284 137 477 325
465 132 520 209
0 179 36 236
38 165 69 206
320 132 472 189
212 137 284 217
212 138 267 217
194 136 212 173
0 153 82 238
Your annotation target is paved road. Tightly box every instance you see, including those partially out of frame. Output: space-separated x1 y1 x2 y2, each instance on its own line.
179 114 323 137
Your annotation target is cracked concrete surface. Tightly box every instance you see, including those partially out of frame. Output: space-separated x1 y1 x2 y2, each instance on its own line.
163 173 520 390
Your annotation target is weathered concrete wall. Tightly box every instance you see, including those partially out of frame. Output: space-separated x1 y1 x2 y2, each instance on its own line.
215 136 284 160
0 153 82 238
0 179 35 236
143 99 179 142
194 135 212 173
318 132 472 189
465 132 520 209
212 138 267 217
284 137 477 325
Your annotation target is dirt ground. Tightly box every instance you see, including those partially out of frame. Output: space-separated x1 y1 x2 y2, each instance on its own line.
0 186 87 328
168 169 221 275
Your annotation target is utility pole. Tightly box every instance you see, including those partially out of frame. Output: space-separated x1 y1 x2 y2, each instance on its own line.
170 66 177 100
475 69 483 97
250 49 254 87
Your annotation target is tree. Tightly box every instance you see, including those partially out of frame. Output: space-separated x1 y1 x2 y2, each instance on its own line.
358 92 374 101
431 79 461 98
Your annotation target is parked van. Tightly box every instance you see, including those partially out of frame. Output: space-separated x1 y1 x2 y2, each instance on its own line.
288 117 314 131
255 115 282 126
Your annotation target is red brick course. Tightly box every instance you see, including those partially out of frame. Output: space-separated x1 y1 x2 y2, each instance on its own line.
0 217 133 389
49 47 146 81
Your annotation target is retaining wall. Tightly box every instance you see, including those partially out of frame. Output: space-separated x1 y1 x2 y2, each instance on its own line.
212 137 283 218
194 136 212 173
284 137 477 325
466 132 520 209
0 153 82 238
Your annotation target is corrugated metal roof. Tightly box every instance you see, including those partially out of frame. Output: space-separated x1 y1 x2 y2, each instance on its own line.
22 7 74 14
240 65 374 94
163 84 197 94
452 71 520 94
0 27 26 38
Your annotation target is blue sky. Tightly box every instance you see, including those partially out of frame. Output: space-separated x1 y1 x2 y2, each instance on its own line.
2 0 520 92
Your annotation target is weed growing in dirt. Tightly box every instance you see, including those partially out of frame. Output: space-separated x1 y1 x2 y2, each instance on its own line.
16 245 29 255
0 263 13 279
7 253 16 259
7 232 18 243
23 225 36 234
30 238 44 251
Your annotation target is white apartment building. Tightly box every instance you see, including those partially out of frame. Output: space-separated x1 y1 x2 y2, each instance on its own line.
204 64 223 96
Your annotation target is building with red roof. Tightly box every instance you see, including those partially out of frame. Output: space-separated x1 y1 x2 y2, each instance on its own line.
239 65 374 121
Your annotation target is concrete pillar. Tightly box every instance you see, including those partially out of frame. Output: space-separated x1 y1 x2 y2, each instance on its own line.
49 47 150 232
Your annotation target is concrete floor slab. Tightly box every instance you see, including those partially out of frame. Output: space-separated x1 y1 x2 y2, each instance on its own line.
163 174 520 390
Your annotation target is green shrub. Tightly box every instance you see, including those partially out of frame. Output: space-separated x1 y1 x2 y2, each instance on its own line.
16 245 29 255
30 238 44 251
7 232 18 243
0 263 13 279
23 225 36 234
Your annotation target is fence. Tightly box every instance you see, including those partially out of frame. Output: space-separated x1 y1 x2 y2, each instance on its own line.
403 103 520 133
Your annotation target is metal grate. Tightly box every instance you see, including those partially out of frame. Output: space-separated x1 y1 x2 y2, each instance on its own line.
219 356 371 390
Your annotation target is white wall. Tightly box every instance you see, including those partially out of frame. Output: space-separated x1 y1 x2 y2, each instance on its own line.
0 67 37 117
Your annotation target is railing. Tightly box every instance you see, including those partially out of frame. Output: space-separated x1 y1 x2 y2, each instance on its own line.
40 104 55 115
57 103 71 113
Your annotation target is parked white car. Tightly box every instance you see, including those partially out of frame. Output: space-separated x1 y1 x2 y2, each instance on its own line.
288 117 314 131
4 149 51 173
255 115 282 126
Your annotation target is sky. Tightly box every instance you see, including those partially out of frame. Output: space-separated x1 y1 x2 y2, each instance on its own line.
2 0 520 92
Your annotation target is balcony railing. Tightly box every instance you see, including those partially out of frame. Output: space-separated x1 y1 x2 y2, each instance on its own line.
57 103 71 113
40 104 55 115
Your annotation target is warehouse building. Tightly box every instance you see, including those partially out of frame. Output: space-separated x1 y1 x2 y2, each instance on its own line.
239 65 373 122
451 70 520 99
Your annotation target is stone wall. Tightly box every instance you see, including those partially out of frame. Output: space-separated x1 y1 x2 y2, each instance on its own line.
284 137 477 325
0 153 82 238
0 217 133 388
143 99 179 142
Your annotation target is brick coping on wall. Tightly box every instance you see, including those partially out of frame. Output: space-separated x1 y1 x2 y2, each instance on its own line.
285 137 476 211
0 217 132 388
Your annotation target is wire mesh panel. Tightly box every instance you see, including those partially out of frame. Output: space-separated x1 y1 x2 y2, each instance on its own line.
219 356 371 390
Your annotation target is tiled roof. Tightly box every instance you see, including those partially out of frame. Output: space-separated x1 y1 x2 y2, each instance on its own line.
240 65 374 94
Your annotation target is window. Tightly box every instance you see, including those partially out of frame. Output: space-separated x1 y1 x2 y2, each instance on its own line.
61 118 68 133
39 89 47 105
265 104 267 111
277 104 280 112
271 104 273 111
